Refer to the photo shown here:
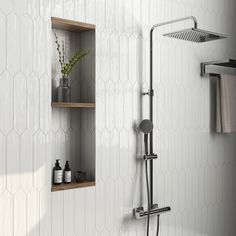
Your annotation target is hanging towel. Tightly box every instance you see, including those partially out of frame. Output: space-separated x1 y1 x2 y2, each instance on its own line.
216 75 236 133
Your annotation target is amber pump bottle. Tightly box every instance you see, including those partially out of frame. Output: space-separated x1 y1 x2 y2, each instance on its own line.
53 159 62 184
64 161 72 183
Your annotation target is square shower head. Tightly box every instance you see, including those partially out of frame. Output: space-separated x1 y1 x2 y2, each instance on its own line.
163 28 227 43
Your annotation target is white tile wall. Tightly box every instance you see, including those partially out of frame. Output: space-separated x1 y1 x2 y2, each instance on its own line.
0 0 236 236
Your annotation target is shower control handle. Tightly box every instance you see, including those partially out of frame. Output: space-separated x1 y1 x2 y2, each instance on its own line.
134 205 171 220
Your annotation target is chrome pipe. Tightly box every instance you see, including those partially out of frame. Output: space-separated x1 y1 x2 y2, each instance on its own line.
149 15 198 208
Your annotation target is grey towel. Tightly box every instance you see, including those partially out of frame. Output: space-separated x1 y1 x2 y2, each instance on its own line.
216 75 236 133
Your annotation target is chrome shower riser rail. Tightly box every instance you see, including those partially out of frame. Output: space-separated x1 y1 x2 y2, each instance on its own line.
134 206 171 220
149 15 198 208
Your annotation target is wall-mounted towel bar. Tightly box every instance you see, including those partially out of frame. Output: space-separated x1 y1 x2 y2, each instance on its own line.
201 59 236 77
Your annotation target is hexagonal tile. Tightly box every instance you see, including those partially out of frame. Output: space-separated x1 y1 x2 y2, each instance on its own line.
20 130 33 193
64 190 75 235
99 129 110 181
109 34 119 82
110 130 120 179
39 0 51 19
85 0 95 24
123 0 132 32
75 188 85 235
26 74 39 133
45 132 53 187
45 20 51 76
106 179 115 230
40 187 51 236
100 33 110 82
34 18 45 77
0 133 6 194
96 80 106 132
85 187 96 234
0 191 13 236
14 190 27 236
26 0 40 18
114 177 124 228
6 13 20 76
7 130 20 194
0 0 13 14
95 0 105 29
51 191 63 236
20 15 33 76
95 181 106 231
105 81 115 131
14 72 27 134
55 129 66 162
119 35 128 83
123 81 133 130
80 129 94 179
39 75 50 133
0 71 13 134
119 129 129 177
114 0 124 32
63 0 75 19
51 108 61 133
13 0 26 16
114 80 124 131
27 188 39 235
33 131 46 191
60 109 71 132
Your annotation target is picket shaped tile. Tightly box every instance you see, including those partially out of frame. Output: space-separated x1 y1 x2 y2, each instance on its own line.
7 131 20 194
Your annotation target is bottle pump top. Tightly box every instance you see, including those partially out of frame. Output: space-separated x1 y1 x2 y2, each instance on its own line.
55 159 60 167
65 161 69 168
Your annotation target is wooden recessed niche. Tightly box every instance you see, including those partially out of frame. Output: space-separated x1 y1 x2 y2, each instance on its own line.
51 17 95 192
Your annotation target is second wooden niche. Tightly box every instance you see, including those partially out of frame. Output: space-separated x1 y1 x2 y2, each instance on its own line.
51 17 95 191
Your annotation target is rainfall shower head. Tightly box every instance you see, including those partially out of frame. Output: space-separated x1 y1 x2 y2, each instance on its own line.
163 28 227 43
139 119 153 134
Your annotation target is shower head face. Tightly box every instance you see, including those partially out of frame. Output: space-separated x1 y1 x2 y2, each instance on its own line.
163 28 227 43
139 119 153 134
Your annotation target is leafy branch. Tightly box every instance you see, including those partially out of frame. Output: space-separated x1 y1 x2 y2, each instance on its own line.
54 33 89 78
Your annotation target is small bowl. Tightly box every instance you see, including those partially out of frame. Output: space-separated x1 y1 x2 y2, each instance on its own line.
75 171 86 182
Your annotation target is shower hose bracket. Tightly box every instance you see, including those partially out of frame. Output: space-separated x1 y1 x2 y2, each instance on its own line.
142 89 154 96
143 153 158 160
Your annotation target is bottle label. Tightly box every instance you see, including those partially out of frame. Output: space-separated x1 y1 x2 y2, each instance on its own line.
54 170 62 183
64 171 71 183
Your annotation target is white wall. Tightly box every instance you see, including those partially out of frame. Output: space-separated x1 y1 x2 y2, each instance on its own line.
0 0 236 235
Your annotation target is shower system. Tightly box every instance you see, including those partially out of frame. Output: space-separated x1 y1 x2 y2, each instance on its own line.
134 16 227 235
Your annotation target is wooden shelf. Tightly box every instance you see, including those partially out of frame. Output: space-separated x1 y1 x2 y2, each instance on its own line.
52 102 95 108
52 17 95 32
52 181 95 192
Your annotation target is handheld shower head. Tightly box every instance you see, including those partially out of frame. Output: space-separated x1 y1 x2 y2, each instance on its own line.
139 119 153 134
139 120 153 155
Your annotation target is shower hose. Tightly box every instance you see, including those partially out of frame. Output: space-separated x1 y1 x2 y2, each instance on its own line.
145 160 160 236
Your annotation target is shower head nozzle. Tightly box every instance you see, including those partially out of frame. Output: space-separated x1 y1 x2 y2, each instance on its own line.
139 119 153 134
163 28 227 43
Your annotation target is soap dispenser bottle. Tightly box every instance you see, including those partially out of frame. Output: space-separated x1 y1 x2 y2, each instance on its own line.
53 159 62 184
64 161 71 183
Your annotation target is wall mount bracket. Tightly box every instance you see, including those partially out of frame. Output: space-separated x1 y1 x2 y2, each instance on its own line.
143 153 158 160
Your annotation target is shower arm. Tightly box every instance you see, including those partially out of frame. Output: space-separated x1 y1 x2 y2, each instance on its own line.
148 16 198 208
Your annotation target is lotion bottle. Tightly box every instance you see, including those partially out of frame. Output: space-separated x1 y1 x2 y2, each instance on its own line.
53 159 62 184
64 161 72 183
